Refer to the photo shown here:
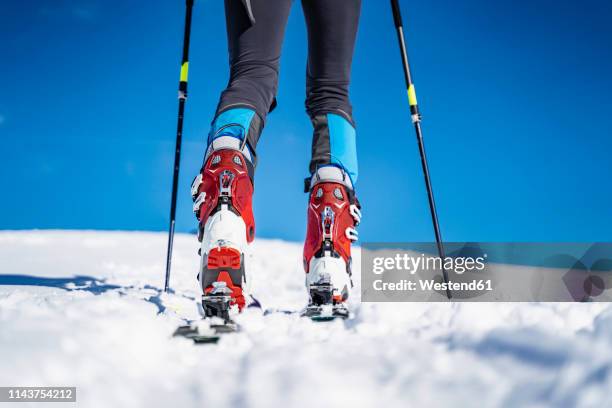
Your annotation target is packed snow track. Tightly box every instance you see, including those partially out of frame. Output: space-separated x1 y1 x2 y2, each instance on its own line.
1 231 611 407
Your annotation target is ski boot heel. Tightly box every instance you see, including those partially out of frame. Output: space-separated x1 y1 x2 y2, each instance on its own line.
200 245 245 317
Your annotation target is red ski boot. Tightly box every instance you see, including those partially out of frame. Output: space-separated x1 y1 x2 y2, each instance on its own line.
191 149 255 321
302 174 361 320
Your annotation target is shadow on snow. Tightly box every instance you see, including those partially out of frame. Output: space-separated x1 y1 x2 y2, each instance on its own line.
0 274 195 316
0 274 121 294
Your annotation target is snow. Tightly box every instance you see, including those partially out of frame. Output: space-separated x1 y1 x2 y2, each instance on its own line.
0 230 611 407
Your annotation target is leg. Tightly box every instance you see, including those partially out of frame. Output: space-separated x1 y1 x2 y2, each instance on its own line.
208 0 292 164
301 0 362 317
192 0 291 318
302 0 361 185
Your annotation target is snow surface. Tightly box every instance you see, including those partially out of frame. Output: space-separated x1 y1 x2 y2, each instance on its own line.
1 230 611 408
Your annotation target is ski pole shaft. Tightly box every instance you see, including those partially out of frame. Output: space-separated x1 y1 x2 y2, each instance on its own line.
165 0 195 293
390 0 452 299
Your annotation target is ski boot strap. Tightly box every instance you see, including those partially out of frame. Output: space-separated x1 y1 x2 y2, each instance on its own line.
305 166 354 193
205 136 255 168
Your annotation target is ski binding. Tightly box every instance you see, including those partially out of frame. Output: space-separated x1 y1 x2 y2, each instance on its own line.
301 283 350 321
173 318 238 344
173 286 239 344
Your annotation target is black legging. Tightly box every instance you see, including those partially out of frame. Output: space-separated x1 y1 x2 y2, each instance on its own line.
211 0 361 183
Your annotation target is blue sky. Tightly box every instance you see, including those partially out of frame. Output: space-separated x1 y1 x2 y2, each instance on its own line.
1 0 611 242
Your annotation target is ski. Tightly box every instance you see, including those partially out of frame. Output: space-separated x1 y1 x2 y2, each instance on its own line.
172 290 238 344
262 285 352 321
301 303 350 321
172 294 262 344
173 319 239 344
263 304 351 322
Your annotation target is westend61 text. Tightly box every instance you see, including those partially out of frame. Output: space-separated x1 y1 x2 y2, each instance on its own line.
373 279 493 292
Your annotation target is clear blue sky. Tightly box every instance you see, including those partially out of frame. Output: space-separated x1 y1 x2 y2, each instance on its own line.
1 0 611 242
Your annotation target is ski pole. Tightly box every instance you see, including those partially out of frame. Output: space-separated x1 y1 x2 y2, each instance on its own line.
390 0 452 299
165 0 195 292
